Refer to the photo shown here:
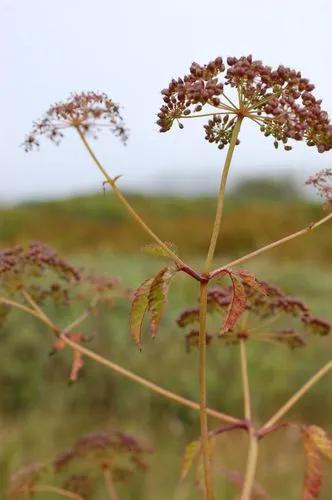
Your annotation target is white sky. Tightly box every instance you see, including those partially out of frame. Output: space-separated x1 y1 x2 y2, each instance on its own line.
1 0 332 202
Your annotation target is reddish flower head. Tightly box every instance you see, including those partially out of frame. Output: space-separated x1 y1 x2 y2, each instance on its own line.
158 55 332 153
306 168 332 206
23 92 128 151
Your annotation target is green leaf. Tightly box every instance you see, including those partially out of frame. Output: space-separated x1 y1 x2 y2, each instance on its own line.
129 277 154 349
148 267 176 338
180 440 200 480
142 242 178 259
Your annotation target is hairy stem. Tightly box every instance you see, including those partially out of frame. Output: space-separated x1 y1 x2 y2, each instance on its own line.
260 360 332 433
76 127 186 268
204 117 243 272
239 340 259 500
103 467 119 500
0 295 239 425
211 211 332 277
198 282 214 500
33 484 83 499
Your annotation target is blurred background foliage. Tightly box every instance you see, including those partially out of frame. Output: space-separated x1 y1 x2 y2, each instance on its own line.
0 177 331 498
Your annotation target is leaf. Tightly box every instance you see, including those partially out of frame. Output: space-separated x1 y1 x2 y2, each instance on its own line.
237 270 268 295
305 425 332 460
302 428 323 500
70 350 84 383
129 278 154 349
220 274 247 335
50 333 85 383
142 241 178 259
195 437 216 491
148 267 176 338
180 440 201 480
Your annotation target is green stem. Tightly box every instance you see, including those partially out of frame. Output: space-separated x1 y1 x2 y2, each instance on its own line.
204 117 243 272
240 436 259 500
75 127 185 268
239 341 259 500
198 282 214 500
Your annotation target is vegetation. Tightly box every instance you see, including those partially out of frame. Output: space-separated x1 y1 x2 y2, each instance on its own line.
1 55 332 499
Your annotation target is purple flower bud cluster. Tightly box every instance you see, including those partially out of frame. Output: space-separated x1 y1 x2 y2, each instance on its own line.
53 429 151 476
0 242 80 283
176 278 330 349
306 168 332 206
157 57 224 132
23 92 128 151
204 115 240 149
158 55 332 153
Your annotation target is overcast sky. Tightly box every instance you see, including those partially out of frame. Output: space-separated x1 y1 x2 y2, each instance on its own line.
1 0 332 202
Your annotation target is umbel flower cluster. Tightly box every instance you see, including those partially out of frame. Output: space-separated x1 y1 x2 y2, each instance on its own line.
157 55 332 152
306 168 332 206
23 91 128 151
177 278 331 351
7 429 151 498
0 242 125 330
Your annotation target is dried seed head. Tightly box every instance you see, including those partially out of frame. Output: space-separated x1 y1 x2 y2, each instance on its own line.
23 92 128 151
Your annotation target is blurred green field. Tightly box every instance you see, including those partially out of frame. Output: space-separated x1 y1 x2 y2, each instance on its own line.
0 187 332 498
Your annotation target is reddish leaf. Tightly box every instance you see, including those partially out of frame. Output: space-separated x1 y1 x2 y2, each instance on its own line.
70 350 84 383
148 267 176 338
50 333 85 383
305 425 332 460
302 428 323 499
220 274 247 335
237 270 268 295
